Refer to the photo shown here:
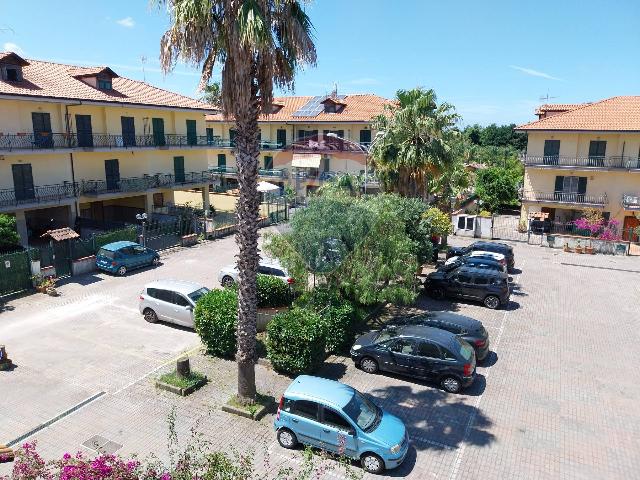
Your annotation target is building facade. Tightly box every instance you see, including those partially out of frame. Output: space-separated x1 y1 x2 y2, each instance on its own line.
516 97 640 239
0 52 214 245
205 93 389 198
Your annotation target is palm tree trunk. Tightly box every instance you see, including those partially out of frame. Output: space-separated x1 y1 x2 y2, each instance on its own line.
234 101 261 404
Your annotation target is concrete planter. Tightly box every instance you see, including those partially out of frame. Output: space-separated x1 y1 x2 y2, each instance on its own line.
72 255 97 276
181 234 198 247
155 376 207 397
221 399 274 421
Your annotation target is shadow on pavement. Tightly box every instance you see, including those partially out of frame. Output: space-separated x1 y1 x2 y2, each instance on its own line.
57 274 104 287
480 351 498 368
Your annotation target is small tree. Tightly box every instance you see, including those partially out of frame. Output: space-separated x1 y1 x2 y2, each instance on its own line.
0 214 20 250
475 166 520 213
422 207 452 238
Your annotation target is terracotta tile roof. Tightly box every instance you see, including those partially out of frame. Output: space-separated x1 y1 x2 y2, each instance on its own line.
40 227 80 241
516 96 640 131
534 103 586 115
68 66 118 78
0 52 29 66
0 53 215 112
206 94 390 123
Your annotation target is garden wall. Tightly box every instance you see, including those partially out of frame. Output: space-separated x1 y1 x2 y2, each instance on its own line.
545 234 629 255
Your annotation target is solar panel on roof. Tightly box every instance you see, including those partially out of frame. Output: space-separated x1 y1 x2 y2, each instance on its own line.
292 95 346 117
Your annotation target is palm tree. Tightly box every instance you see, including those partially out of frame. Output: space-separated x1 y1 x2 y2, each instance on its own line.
200 81 222 106
370 88 460 199
158 0 316 404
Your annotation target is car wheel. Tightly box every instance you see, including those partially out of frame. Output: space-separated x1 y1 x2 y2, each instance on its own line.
152 257 160 267
361 453 385 474
430 287 445 300
360 357 379 374
117 265 127 276
484 295 500 309
143 308 158 323
277 428 298 449
441 376 462 394
221 275 235 287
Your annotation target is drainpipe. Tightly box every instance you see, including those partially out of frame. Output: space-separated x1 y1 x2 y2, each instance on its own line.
65 102 83 221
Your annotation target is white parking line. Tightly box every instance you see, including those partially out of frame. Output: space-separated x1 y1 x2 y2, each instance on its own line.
447 260 525 480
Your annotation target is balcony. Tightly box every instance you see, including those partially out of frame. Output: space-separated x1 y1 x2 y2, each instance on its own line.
258 168 288 178
521 154 640 170
287 135 368 154
0 182 78 209
209 166 238 175
622 194 640 210
80 171 212 196
520 190 608 207
0 132 215 152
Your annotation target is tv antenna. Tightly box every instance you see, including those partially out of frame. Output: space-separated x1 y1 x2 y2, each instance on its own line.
539 91 557 102
140 55 147 82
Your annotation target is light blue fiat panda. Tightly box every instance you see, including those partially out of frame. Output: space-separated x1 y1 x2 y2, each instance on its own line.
274 375 409 474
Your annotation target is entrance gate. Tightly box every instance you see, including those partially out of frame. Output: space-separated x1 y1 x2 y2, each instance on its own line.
0 250 33 297
491 215 530 242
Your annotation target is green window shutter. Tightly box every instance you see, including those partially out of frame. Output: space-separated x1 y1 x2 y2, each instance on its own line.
264 156 273 170
554 176 564 192
218 153 226 167
12 163 35 201
32 112 53 148
577 177 587 195
75 114 93 148
152 118 165 146
229 129 237 146
359 129 371 144
186 120 197 145
121 117 136 147
277 129 286 147
206 128 214 144
174 156 185 183
104 159 120 190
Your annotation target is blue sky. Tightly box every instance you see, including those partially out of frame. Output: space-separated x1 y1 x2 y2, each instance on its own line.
2 0 639 125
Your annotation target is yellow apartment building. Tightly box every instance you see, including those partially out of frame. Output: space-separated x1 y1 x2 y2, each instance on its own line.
516 97 640 240
0 52 214 246
205 93 389 198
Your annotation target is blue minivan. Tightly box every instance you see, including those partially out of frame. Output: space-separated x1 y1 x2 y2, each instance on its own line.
96 241 160 276
274 375 409 474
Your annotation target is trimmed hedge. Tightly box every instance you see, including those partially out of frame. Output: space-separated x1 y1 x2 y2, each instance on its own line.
266 308 326 375
257 274 291 308
194 288 238 357
320 303 356 354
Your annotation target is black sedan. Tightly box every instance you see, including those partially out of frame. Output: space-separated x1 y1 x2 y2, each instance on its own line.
350 325 476 393
438 256 506 274
385 311 490 361
448 241 515 272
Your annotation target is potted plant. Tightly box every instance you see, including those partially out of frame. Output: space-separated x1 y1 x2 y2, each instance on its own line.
563 242 571 253
575 240 583 254
547 235 556 248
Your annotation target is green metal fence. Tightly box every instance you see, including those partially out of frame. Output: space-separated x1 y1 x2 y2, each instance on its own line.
70 227 138 260
0 249 34 297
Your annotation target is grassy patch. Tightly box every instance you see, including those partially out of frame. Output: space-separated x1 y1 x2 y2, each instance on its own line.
158 370 207 390
227 393 273 416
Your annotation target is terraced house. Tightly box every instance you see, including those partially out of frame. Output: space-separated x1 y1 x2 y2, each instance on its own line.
205 93 390 197
0 52 214 246
517 96 640 239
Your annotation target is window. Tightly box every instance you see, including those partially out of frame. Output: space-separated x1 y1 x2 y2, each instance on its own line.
290 400 319 420
121 116 136 147
343 391 380 432
187 287 210 303
554 175 587 202
466 217 474 230
264 155 273 170
456 274 472 284
104 159 120 190
133 246 146 255
322 408 353 432
473 276 490 285
173 156 185 183
417 341 441 359
217 154 226 167
229 129 237 147
153 193 164 207
390 339 416 355
455 337 474 361
543 140 560 165
206 127 214 144
12 163 35 201
186 120 197 145
148 288 173 303
152 118 165 146
324 103 337 113
4 66 20 81
457 216 466 229
97 78 112 90
173 294 190 307
359 129 372 145
440 347 457 360
588 140 606 166
32 112 53 148
276 129 287 148
75 114 93 148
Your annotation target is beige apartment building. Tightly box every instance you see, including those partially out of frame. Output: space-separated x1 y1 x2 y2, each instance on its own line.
205 93 389 198
0 52 214 245
516 96 640 240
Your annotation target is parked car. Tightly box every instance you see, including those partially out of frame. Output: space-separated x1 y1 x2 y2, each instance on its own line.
424 266 510 309
447 241 515 272
438 255 506 274
139 280 209 327
350 325 477 393
274 375 409 474
217 259 292 287
385 312 490 361
96 241 160 276
444 250 506 268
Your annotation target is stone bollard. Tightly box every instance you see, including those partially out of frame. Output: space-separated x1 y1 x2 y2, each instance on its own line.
176 357 191 379
0 345 13 371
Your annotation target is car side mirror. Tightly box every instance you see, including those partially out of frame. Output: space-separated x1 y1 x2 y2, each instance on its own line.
349 428 356 437
186 305 193 311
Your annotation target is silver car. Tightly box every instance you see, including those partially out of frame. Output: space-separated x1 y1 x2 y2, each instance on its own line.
217 260 292 287
139 280 209 328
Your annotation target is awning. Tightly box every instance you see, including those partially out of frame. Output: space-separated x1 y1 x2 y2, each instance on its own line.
292 153 321 168
40 227 80 241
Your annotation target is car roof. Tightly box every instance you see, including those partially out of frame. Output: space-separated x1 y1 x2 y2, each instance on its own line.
223 258 284 269
100 241 139 251
144 279 206 295
463 257 501 265
284 375 355 408
392 325 458 344
410 311 483 330
455 266 508 277
472 241 512 251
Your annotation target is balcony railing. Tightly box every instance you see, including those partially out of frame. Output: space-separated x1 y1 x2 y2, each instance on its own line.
209 166 238 175
0 133 215 151
522 154 640 170
520 190 608 206
622 194 640 210
80 171 212 196
0 182 78 208
258 168 288 178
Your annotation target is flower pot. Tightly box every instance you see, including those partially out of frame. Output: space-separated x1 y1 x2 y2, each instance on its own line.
585 246 594 254
575 247 583 254
547 235 556 247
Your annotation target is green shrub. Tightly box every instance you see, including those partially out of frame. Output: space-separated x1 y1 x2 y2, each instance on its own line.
320 303 356 354
257 274 292 308
194 289 238 357
266 308 326 375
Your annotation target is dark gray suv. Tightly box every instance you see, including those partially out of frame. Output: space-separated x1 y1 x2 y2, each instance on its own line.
424 266 510 309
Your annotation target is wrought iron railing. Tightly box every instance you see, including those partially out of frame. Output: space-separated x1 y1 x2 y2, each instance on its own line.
209 166 238 174
258 168 288 178
80 172 211 195
520 190 608 206
521 154 640 170
0 182 78 207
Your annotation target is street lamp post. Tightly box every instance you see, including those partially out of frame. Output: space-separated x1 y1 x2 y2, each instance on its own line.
136 213 148 246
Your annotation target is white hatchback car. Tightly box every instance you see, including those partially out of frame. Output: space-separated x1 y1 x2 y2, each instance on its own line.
139 280 209 328
217 260 292 287
445 250 506 267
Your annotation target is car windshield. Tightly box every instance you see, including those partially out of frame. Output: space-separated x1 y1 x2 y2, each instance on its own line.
97 248 115 259
375 330 396 343
456 337 474 361
343 391 382 433
188 287 210 303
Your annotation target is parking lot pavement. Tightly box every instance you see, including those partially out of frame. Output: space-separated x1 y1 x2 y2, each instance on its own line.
2 237 640 479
